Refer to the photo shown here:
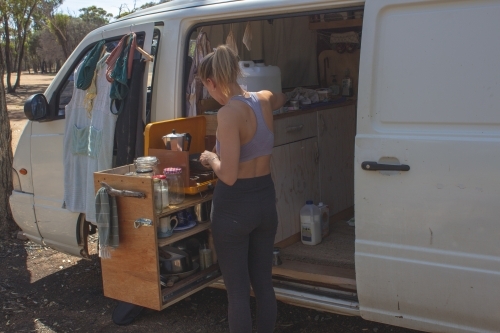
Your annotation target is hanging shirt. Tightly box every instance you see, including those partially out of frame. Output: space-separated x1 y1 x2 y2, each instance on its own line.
64 53 118 223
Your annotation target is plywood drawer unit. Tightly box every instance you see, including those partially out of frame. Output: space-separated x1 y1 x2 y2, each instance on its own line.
274 112 317 147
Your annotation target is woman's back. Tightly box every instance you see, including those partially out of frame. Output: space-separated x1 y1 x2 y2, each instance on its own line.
218 91 275 179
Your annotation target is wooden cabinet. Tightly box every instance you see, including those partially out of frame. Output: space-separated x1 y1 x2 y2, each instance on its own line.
317 105 356 215
271 137 320 243
93 165 221 311
271 103 356 243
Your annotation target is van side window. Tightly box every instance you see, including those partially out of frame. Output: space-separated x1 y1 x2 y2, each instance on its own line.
55 41 118 118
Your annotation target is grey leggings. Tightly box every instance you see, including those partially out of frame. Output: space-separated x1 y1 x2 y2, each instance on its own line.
211 174 278 333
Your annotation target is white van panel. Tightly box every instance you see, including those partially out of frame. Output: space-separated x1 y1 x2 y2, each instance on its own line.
356 0 500 332
13 121 34 193
9 191 41 244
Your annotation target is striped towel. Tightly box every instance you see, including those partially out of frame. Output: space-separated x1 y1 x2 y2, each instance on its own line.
95 187 119 258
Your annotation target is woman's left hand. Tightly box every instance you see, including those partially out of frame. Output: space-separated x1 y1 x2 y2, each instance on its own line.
200 150 218 168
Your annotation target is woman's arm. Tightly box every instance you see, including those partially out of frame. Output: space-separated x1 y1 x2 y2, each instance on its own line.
199 105 240 186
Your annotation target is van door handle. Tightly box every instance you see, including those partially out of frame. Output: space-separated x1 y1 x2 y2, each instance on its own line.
361 161 410 171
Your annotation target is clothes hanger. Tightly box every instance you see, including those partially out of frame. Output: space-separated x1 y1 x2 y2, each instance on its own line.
127 27 154 62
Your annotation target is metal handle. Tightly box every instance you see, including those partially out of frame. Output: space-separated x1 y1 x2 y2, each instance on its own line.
286 125 304 132
361 161 410 171
134 218 153 228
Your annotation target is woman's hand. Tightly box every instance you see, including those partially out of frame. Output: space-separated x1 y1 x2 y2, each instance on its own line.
199 150 218 168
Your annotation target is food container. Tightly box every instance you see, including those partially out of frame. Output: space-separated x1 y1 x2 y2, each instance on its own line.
316 88 329 102
134 156 159 175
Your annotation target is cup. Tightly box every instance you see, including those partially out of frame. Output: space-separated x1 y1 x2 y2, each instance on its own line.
158 215 178 238
176 210 189 228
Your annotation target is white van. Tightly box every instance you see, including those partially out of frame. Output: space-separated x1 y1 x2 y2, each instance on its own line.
10 0 500 332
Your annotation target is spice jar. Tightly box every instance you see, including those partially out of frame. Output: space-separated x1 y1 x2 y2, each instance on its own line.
163 167 185 205
153 178 163 214
154 175 169 211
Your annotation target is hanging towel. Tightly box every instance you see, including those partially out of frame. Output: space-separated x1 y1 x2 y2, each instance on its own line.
226 28 239 56
242 21 252 51
186 31 212 117
106 33 137 83
95 187 119 259
109 34 135 115
77 40 106 90
114 59 146 167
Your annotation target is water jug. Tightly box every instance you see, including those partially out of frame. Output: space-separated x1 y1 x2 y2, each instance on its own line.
238 60 282 114
300 201 322 245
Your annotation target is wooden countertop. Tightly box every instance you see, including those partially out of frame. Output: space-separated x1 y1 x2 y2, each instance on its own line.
274 99 356 120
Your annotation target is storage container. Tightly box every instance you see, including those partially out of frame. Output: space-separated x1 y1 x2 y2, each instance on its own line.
300 201 322 245
238 60 282 113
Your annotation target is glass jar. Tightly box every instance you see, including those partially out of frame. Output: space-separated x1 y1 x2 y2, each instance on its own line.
136 168 153 178
155 175 169 210
134 156 159 175
163 167 185 205
153 178 163 214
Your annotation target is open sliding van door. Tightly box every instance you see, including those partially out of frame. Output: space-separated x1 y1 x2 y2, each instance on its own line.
31 22 154 257
355 0 500 332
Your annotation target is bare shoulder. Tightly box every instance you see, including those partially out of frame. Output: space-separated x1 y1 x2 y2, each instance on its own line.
217 104 240 124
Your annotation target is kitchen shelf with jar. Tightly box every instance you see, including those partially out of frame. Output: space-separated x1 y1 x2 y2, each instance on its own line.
93 164 220 311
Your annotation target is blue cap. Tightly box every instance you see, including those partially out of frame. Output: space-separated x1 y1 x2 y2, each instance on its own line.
306 200 313 205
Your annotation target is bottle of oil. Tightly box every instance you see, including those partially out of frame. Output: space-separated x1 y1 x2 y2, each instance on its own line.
330 74 340 96
342 69 353 97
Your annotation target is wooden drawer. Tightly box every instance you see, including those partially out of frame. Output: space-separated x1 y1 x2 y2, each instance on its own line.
274 112 317 146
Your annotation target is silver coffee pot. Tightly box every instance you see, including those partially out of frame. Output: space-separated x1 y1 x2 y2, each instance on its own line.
162 129 192 151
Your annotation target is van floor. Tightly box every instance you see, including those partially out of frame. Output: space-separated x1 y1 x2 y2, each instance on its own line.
280 207 355 269
272 207 356 290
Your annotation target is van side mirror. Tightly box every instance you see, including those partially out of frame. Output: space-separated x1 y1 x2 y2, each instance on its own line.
24 94 49 121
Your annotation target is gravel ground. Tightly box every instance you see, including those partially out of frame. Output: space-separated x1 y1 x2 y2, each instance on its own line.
0 235 423 333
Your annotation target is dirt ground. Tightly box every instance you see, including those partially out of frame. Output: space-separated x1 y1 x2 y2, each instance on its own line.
1 73 422 333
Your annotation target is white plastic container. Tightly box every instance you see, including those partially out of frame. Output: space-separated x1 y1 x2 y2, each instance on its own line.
300 201 322 245
317 202 330 238
238 60 282 114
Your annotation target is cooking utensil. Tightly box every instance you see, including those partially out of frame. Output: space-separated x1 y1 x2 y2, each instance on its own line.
161 262 200 279
194 201 211 223
189 153 212 171
162 129 192 151
159 246 193 274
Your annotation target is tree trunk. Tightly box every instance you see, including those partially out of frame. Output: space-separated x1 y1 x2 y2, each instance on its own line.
3 14 15 93
0 42 16 240
14 3 37 89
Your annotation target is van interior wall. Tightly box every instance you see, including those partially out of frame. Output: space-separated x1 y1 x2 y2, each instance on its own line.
201 16 318 88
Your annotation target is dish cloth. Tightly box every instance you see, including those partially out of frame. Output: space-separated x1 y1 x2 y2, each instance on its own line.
77 40 106 90
95 187 119 258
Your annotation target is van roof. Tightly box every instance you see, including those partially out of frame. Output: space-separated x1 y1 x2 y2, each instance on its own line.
115 0 241 22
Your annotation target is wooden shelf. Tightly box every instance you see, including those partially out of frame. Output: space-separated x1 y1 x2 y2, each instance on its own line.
309 18 362 30
158 222 212 247
157 192 213 218
161 264 221 308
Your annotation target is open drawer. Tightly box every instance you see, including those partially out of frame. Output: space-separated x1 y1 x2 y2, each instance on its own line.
94 164 221 311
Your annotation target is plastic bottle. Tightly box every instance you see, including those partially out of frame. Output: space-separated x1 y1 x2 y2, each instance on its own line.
317 202 330 238
300 201 322 245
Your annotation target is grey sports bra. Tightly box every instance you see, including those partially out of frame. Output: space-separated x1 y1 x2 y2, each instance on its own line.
216 92 274 163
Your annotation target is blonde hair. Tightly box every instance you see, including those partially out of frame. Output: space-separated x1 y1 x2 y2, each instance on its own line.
198 45 241 97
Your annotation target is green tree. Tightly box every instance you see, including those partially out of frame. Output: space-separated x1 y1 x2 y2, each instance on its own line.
79 6 112 26
47 13 71 58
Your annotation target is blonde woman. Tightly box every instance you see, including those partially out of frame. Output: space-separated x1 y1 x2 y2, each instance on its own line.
199 45 286 333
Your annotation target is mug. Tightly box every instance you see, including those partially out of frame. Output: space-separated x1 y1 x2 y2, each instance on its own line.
158 215 179 238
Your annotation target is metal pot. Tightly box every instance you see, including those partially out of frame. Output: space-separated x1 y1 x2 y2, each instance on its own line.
162 130 192 151
194 201 211 223
158 246 193 274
